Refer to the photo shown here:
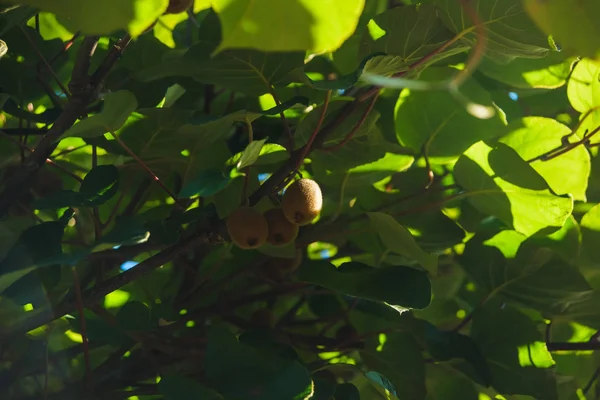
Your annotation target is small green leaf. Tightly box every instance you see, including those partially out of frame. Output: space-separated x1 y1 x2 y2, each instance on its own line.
297 261 431 309
79 165 120 206
367 212 438 274
179 168 231 198
469 301 557 399
116 301 153 331
64 90 138 138
237 138 268 169
158 375 224 400
211 0 365 54
454 141 573 237
97 216 150 249
523 0 600 61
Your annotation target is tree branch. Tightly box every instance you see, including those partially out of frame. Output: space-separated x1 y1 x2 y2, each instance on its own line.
547 341 600 351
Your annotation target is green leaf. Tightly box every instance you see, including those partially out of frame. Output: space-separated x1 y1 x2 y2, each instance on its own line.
454 141 573 237
67 310 132 347
158 375 224 400
64 90 138 138
433 0 550 62
461 234 593 315
137 10 305 96
97 216 151 249
469 302 557 400
566 58 600 136
422 321 491 386
178 110 262 148
393 67 506 162
334 383 360 400
79 165 120 205
477 52 575 89
523 0 600 61
116 301 153 331
360 332 425 400
297 261 432 309
367 212 438 274
211 0 365 54
237 138 268 169
425 364 479 400
581 203 600 263
359 5 468 73
497 117 590 201
10 0 168 37
178 168 231 198
205 324 313 400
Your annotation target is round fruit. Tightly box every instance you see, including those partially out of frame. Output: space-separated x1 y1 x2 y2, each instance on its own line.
250 309 276 328
264 207 299 246
226 206 269 249
165 0 193 14
281 178 323 226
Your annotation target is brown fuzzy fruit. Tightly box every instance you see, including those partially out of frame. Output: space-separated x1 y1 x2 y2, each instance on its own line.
250 309 276 328
264 207 299 246
282 178 323 226
165 0 193 14
226 206 269 249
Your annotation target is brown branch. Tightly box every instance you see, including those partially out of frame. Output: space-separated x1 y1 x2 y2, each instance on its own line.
546 341 600 351
0 33 130 219
2 231 220 342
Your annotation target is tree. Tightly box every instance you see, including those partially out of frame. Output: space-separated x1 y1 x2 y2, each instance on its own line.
0 0 599 398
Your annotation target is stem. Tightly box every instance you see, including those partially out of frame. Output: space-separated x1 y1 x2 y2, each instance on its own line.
71 266 93 388
296 90 332 170
108 131 184 209
321 92 379 152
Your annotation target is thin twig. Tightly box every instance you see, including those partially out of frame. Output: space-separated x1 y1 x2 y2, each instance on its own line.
321 92 379 152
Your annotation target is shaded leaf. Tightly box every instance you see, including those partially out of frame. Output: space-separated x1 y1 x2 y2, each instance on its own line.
523 0 600 61
297 261 432 310
367 212 438 274
361 332 425 400
116 301 153 331
434 0 550 62
64 91 138 138
158 375 224 400
179 168 231 198
394 67 506 162
237 138 268 169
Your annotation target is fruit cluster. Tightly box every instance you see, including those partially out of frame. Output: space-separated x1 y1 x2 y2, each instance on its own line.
226 178 323 249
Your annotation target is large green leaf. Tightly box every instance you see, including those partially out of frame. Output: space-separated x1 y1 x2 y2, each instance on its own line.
425 364 479 400
497 117 590 201
523 0 600 61
460 234 593 315
393 67 506 162
360 332 425 400
205 325 313 400
454 141 573 237
8 0 168 37
211 0 365 54
433 0 550 62
297 261 432 309
469 302 557 400
359 5 468 74
567 59 600 113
